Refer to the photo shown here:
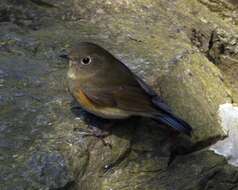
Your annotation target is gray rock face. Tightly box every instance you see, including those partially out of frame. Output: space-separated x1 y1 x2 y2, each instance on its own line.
23 152 73 189
0 0 238 189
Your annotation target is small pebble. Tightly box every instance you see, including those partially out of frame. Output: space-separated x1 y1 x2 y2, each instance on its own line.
14 92 25 97
0 79 5 85
0 69 4 76
0 123 8 132
0 69 8 78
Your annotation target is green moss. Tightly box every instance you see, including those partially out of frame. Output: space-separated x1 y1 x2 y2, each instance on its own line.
159 53 232 143
1 0 238 189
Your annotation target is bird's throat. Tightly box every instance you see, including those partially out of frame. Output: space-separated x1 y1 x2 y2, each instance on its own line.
67 68 77 80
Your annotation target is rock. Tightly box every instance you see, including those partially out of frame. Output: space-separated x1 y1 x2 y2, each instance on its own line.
159 52 232 144
1 0 238 190
207 28 238 102
23 151 73 189
210 103 238 167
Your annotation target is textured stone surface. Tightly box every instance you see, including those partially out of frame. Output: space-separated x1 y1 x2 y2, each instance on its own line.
1 0 238 189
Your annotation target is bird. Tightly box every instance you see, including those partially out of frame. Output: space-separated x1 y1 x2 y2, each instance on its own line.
65 42 192 136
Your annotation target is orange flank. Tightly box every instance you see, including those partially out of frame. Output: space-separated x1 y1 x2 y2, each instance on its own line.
73 89 96 110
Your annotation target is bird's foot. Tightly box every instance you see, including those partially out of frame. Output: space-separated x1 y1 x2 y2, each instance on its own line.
74 124 112 147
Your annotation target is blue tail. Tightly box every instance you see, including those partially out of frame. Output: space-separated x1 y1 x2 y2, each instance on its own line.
157 113 192 136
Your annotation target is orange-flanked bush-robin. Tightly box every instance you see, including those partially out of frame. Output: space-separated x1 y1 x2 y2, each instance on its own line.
66 42 192 136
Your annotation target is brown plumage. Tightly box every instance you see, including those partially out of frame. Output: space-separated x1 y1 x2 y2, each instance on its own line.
67 42 192 136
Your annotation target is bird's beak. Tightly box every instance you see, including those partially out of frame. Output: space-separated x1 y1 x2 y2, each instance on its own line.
59 53 69 60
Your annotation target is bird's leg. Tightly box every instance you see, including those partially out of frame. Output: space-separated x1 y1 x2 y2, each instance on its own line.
74 122 114 147
84 125 110 138
85 126 111 147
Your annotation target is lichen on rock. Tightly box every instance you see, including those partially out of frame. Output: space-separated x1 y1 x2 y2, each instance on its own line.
1 0 238 189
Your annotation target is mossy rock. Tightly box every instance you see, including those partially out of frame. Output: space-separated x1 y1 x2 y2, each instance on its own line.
1 0 238 190
159 52 232 144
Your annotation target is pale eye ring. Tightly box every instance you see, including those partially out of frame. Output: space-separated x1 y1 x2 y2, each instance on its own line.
81 56 91 65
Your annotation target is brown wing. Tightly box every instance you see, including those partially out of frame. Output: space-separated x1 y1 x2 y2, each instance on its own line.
82 85 158 114
134 75 172 114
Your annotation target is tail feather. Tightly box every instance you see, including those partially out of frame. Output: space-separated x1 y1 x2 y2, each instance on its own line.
156 113 192 136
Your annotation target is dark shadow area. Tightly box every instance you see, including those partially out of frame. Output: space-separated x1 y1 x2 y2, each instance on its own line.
69 97 196 167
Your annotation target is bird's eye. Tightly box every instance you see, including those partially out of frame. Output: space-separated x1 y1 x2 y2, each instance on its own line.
81 56 91 65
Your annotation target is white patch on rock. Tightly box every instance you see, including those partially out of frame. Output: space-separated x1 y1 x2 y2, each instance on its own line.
210 103 238 167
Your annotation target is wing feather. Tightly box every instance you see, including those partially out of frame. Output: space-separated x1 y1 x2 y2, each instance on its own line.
81 86 157 114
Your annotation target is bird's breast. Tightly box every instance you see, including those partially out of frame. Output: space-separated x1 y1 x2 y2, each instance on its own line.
73 88 131 119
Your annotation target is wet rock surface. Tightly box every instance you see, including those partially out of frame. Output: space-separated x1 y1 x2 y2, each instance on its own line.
1 0 238 189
